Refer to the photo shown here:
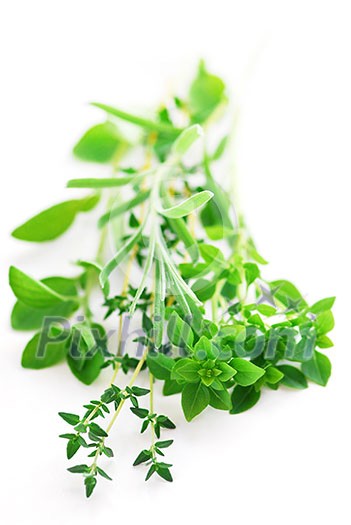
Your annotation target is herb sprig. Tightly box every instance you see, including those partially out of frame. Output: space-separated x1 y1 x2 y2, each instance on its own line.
9 60 335 497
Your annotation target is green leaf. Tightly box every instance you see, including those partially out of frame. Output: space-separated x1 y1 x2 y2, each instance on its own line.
100 225 143 287
130 407 149 419
67 464 90 474
310 297 336 314
276 365 308 389
73 122 127 163
133 449 152 466
172 358 201 383
315 311 335 335
167 312 194 347
181 382 210 421
89 422 108 437
162 190 199 262
92 102 182 136
98 190 150 228
22 331 68 369
301 351 331 386
265 366 284 385
145 464 157 481
96 466 112 481
189 60 226 123
256 304 276 317
171 124 203 157
59 412 80 425
11 194 99 242
212 135 228 161
157 467 173 482
155 440 173 449
67 348 104 385
243 262 260 286
85 476 97 498
67 438 81 459
158 190 213 219
11 276 79 331
217 361 237 382
230 385 261 414
67 175 144 188
9 267 69 309
316 335 334 349
146 353 175 380
270 280 307 310
192 278 216 302
209 387 231 410
231 358 265 386
162 378 183 396
199 243 225 267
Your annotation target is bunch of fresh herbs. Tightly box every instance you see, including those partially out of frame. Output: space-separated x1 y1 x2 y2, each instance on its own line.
9 61 335 497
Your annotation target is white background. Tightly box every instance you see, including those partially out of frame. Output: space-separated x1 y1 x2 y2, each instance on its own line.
1 1 350 524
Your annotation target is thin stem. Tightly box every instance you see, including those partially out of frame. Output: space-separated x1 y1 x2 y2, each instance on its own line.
106 348 148 434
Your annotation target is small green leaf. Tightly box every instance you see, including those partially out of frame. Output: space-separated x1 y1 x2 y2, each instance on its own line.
310 297 336 314
256 304 276 317
85 476 97 498
73 122 127 163
172 359 201 383
96 467 112 481
158 190 213 219
301 351 331 386
209 387 231 410
59 412 80 425
133 449 152 466
67 437 81 459
171 124 203 157
265 366 284 384
231 358 265 386
162 379 183 396
22 331 68 369
67 464 90 474
181 382 210 421
189 60 226 123
9 266 69 309
230 385 261 414
270 280 307 310
155 440 173 449
276 365 308 389
147 353 175 380
11 194 99 242
130 407 149 419
315 311 335 335
67 175 144 188
92 102 182 136
167 312 194 347
67 349 104 385
243 262 260 286
157 467 173 482
98 190 150 228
